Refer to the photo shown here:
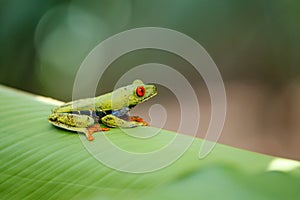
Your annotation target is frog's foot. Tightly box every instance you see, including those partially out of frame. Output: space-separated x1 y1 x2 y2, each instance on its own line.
85 124 110 141
130 116 149 126
130 116 143 122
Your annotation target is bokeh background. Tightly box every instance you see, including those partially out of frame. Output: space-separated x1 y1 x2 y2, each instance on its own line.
1 0 300 160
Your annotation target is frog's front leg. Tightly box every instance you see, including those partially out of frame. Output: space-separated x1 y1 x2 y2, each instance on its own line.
48 113 109 141
101 114 148 128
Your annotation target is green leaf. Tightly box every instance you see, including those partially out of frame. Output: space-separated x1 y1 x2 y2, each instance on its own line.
1 85 300 199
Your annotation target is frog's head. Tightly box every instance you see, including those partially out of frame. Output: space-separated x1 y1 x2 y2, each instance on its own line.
130 79 157 105
111 80 157 109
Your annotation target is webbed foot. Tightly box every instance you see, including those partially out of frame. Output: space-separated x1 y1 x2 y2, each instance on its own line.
130 116 149 126
86 124 110 141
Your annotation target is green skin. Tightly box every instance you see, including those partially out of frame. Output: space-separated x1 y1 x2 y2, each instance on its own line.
48 80 157 140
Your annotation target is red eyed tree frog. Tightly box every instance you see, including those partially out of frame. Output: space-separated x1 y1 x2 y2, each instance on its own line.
48 80 157 141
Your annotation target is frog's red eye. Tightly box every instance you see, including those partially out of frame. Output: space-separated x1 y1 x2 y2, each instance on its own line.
136 86 145 97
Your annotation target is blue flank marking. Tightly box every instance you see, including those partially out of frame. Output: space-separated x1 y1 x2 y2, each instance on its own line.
71 107 129 119
112 107 130 117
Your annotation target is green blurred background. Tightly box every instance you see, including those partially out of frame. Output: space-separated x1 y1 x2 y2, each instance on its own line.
1 0 300 160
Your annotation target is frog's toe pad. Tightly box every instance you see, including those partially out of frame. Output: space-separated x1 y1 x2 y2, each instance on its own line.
141 121 149 126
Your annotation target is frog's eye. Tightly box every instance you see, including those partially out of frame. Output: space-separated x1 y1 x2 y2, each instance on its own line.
136 86 145 97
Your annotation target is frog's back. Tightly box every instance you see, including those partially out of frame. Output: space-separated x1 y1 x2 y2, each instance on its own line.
52 95 110 114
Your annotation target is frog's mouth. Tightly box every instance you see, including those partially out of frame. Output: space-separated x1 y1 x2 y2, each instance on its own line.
143 91 157 102
141 85 157 102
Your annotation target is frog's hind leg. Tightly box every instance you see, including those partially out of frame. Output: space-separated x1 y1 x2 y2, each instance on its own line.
48 112 95 129
101 114 148 128
48 113 108 141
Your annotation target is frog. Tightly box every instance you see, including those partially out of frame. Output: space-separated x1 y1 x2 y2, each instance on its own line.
48 80 157 141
